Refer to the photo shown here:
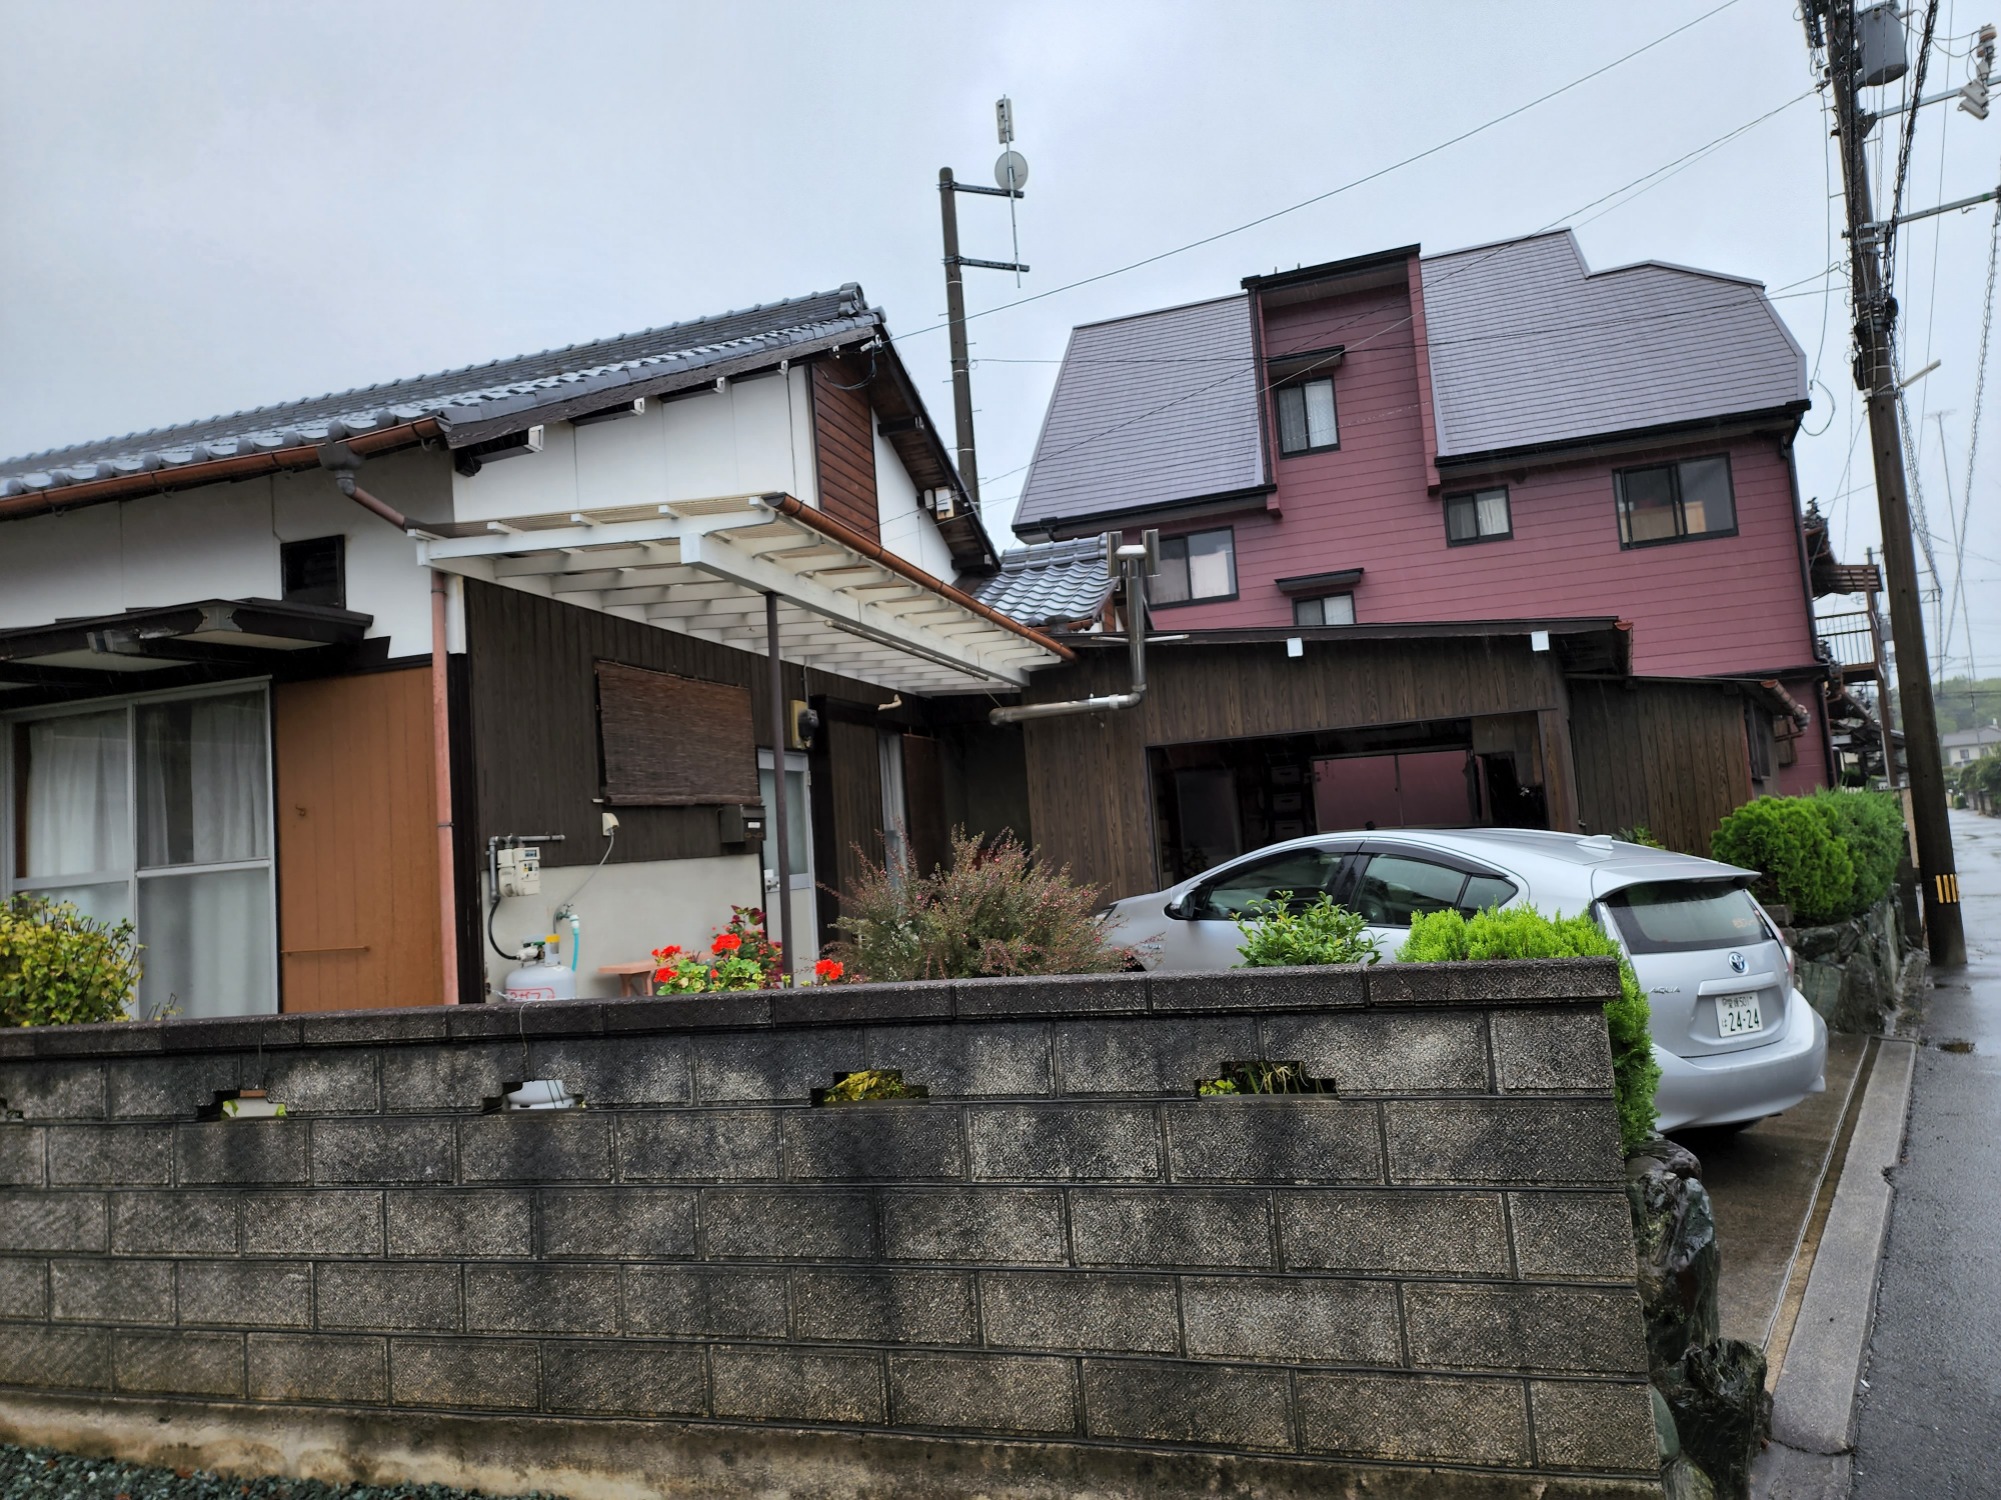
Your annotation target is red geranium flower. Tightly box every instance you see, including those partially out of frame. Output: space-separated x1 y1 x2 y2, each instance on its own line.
650 944 684 960
814 959 844 982
712 933 743 954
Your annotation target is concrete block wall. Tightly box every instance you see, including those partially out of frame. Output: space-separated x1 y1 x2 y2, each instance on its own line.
0 962 1661 1500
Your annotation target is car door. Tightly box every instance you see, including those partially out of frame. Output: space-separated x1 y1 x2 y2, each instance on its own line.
1347 844 1521 958
1161 842 1355 971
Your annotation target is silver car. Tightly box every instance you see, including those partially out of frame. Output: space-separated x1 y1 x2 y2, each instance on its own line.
1099 828 1829 1133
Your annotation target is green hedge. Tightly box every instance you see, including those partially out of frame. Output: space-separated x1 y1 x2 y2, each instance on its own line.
1398 907 1659 1153
1 895 141 1028
1710 792 1904 925
1807 789 1905 917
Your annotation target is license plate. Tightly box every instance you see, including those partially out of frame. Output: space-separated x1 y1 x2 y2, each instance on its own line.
1714 993 1765 1038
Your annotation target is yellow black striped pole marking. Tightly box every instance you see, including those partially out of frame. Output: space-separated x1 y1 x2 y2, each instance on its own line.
1934 873 1960 904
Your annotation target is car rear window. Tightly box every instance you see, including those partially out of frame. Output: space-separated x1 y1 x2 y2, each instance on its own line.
1601 881 1769 954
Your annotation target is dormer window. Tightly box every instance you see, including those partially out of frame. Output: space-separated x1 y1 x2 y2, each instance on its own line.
1276 378 1339 456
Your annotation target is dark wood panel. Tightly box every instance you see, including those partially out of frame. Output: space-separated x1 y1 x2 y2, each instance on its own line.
901 733 950 877
826 717 885 911
596 662 758 806
811 355 880 542
1570 679 1753 855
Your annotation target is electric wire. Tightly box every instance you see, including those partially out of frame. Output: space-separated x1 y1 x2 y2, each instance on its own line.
1946 191 2001 685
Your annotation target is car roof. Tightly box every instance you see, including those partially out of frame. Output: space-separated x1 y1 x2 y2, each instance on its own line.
1206 827 1755 892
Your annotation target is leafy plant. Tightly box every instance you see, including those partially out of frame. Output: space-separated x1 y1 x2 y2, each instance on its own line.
1616 825 1666 849
1398 906 1660 1154
816 1069 924 1105
829 829 1130 982
0 895 142 1029
1710 796 1856 926
651 905 841 992
1233 893 1379 968
1196 1059 1336 1096
1806 789 1905 918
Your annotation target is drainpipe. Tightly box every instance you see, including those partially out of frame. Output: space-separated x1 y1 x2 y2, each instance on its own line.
431 572 460 1004
990 542 1150 724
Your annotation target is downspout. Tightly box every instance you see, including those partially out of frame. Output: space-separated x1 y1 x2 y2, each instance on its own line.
990 542 1149 724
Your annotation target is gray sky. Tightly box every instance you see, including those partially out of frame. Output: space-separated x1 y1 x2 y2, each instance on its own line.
2 0 1995 682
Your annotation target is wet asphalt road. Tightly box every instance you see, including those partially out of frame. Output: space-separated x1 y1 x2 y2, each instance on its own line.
1850 810 2001 1497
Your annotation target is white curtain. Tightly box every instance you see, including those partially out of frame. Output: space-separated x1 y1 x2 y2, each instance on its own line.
137 867 273 1019
137 693 267 868
24 710 130 877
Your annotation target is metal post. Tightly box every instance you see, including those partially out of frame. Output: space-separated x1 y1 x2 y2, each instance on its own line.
765 592 796 979
1814 0 1966 964
939 167 980 511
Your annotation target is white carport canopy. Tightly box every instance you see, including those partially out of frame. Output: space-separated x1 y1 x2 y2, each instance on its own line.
415 494 1067 694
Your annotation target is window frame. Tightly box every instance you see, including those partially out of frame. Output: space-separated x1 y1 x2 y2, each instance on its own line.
1273 375 1341 458
1613 454 1739 549
1292 593 1356 628
280 536 347 610
1442 486 1513 547
1151 527 1240 609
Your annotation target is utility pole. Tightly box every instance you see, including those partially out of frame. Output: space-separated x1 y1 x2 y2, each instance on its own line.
1809 0 1968 965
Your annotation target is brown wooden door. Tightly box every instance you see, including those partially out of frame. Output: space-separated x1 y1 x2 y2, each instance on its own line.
273 668 442 1011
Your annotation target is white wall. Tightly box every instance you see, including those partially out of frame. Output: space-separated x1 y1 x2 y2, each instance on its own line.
873 416 959 579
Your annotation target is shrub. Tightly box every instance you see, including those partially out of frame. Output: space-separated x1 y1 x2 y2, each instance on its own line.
829 829 1130 982
0 896 142 1028
1710 796 1855 925
1807 789 1905 918
651 905 844 992
1234 894 1379 968
1398 906 1660 1153
1616 825 1666 849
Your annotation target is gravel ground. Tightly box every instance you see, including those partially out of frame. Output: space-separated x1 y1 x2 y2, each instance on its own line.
0 1445 568 1500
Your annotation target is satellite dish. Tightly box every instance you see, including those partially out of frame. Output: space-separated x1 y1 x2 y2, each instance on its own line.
995 150 1029 191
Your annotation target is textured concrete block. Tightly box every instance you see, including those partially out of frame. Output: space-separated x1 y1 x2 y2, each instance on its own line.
379 1043 524 1113
692 1032 860 1104
1510 1192 1638 1281
177 1260 312 1329
47 1125 170 1185
1386 1100 1624 1186
774 980 955 1028
625 1265 788 1338
105 1055 240 1120
538 1188 696 1258
242 1191 383 1257
384 1191 525 1258
0 1326 107 1389
1182 1275 1402 1365
50 1258 173 1324
311 1118 455 1185
957 973 1150 1019
792 1268 976 1345
113 1331 243 1397
1298 1372 1531 1465
782 1106 964 1182
247 1334 387 1404
1053 1017 1257 1096
389 1338 540 1411
458 1113 612 1183
1529 1379 1660 1472
260 1051 380 1115
1260 1012 1490 1094
890 1352 1077 1435
979 1271 1180 1354
525 1036 692 1107
880 1189 1066 1265
1 1192 107 1253
1403 1285 1649 1375
1163 1100 1381 1184
316 1262 461 1332
1149 967 1367 1013
448 998 604 1041
1364 958 1618 1006
1071 1190 1272 1269
465 1264 619 1334
108 1191 232 1255
161 1017 299 1054
864 1021 1051 1097
174 1121 309 1185
965 1104 1161 1181
0 1257 46 1319
0 1061 104 1120
1492 1008 1616 1092
1081 1359 1292 1449
0 1126 44 1186
299 1008 449 1048
702 1189 875 1260
1278 1190 1509 1275
615 1110 780 1182
711 1346 884 1425
600 993 773 1034
544 1340 707 1416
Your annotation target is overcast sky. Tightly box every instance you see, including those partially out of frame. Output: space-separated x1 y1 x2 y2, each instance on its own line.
2 0 1995 682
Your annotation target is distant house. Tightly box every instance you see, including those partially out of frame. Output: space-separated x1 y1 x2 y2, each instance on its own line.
1943 723 2001 767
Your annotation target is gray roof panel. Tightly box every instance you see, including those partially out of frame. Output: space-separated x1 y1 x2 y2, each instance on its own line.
960 536 1113 627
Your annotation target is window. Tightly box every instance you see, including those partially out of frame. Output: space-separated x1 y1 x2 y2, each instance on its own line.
1615 456 1736 547
1601 881 1768 955
1276 378 1339 455
281 537 346 609
1444 487 1511 545
1153 529 1237 605
595 662 758 805
1293 594 1355 627
1193 845 1346 919
1349 853 1518 928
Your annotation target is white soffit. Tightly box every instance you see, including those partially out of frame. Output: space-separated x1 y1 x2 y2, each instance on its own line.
415 494 1060 694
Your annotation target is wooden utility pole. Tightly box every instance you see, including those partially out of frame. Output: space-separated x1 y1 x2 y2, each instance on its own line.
938 168 981 513
1812 0 1966 964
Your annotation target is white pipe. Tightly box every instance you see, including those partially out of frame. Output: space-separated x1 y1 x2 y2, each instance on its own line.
990 552 1148 724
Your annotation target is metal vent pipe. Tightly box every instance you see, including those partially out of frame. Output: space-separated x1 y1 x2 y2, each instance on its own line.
990 542 1150 724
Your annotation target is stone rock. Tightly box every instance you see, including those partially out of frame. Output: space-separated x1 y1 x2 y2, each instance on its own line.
1793 895 1907 1034
1652 1384 1680 1461
1657 1338 1770 1500
1628 1135 1704 1183
1626 1159 1719 1376
1662 1454 1719 1500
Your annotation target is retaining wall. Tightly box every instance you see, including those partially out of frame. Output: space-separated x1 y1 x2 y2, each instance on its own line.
0 962 1661 1499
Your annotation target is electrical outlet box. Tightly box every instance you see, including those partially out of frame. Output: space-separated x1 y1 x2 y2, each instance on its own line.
496 845 541 897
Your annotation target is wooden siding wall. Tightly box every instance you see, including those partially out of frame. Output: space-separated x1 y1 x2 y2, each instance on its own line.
273 668 442 1011
1569 678 1754 855
811 355 880 541
1020 639 1573 901
811 717 886 940
463 580 891 868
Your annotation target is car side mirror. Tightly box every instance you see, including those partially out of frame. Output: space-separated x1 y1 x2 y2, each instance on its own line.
1164 895 1191 921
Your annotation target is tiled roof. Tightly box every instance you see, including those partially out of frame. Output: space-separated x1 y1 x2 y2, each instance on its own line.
1011 295 1266 535
0 287 879 496
960 536 1113 627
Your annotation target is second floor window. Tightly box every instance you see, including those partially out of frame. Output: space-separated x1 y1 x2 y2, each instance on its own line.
1615 455 1737 547
281 536 346 608
1154 528 1237 605
1276 377 1339 455
1444 487 1511 545
1293 593 1354 626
